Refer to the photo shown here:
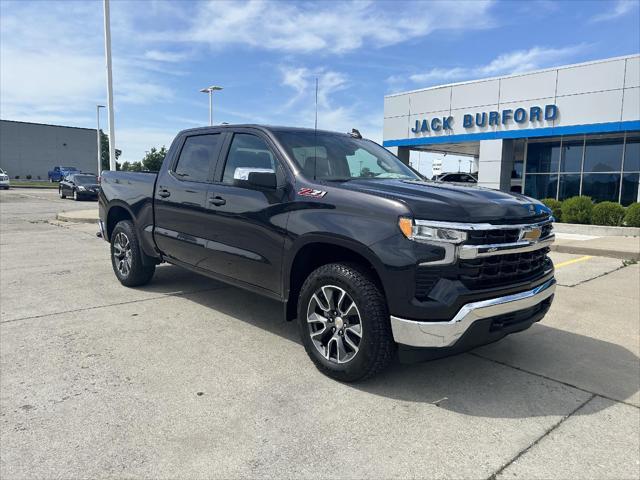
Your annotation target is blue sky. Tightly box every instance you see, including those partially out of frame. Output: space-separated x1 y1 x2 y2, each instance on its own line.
1 0 639 170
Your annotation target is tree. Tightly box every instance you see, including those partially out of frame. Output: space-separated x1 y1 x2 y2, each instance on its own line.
100 130 122 171
141 146 167 172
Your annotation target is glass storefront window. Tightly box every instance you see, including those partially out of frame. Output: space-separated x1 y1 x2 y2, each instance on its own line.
524 174 558 199
525 142 560 174
623 134 640 172
581 173 621 203
558 174 580 200
560 138 584 172
621 173 639 206
583 137 624 173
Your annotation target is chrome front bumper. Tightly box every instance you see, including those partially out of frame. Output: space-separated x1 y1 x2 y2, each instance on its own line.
390 278 556 348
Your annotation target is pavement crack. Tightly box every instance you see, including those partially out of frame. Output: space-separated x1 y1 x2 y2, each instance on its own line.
0 286 228 325
470 352 640 410
558 261 630 288
486 393 597 480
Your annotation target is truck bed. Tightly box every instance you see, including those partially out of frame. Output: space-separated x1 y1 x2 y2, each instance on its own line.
99 171 157 207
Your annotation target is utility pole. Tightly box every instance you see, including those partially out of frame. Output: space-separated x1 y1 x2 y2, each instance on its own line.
96 105 105 175
103 0 116 170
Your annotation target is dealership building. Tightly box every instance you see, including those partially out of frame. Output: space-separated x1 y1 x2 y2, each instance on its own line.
0 120 98 179
383 54 640 205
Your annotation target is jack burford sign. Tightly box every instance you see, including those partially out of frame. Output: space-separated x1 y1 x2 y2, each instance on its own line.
411 104 558 134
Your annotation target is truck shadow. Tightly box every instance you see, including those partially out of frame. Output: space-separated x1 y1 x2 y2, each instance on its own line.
143 264 640 418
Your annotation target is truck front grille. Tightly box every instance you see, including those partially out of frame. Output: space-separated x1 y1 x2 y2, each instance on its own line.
414 247 552 300
459 247 551 289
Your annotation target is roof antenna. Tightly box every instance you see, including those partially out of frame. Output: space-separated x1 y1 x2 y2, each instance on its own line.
314 76 318 180
314 77 318 131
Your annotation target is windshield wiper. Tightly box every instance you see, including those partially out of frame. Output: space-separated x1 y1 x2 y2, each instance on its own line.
323 177 353 182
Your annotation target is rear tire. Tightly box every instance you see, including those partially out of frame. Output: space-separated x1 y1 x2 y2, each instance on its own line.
73 189 79 201
110 220 155 287
297 262 395 382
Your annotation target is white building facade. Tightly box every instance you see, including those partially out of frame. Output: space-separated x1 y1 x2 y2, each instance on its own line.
383 55 640 205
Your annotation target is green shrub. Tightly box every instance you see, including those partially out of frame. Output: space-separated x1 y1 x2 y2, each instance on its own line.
561 196 593 224
624 203 640 227
540 198 562 221
26 174 32 180
591 201 625 226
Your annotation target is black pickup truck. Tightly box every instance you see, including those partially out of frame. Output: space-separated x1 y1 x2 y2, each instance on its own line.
99 125 556 381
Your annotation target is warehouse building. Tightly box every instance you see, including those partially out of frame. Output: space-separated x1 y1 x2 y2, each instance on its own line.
0 120 98 180
383 54 640 205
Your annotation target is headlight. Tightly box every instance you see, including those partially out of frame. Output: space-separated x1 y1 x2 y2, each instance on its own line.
78 186 86 191
398 217 467 244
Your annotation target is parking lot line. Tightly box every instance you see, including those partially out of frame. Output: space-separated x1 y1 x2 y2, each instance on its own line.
554 255 593 269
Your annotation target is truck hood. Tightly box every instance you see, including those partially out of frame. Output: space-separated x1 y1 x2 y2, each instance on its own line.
339 179 550 223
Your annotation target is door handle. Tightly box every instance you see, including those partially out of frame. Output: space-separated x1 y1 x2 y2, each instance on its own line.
158 189 171 198
209 196 226 206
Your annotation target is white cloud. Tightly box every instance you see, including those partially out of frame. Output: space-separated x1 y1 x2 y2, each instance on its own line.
143 50 189 63
281 66 348 109
116 127 176 163
166 0 495 54
589 0 637 23
403 45 586 86
278 65 381 142
0 2 177 113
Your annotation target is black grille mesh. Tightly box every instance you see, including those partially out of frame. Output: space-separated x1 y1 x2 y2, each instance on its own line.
459 247 551 289
414 247 552 300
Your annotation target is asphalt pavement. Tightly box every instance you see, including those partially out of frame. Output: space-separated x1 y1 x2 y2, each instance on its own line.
1 188 639 479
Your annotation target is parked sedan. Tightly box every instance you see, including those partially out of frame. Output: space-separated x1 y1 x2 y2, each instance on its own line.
0 168 9 189
435 172 477 185
59 173 100 201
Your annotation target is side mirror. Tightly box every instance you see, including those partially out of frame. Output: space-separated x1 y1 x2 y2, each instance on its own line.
248 171 277 189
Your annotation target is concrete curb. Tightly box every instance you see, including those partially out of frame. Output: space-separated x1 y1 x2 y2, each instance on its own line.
554 222 640 237
56 210 98 224
550 244 639 261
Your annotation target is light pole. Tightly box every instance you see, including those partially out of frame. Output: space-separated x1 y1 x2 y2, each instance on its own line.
103 0 116 170
96 105 105 175
200 85 223 126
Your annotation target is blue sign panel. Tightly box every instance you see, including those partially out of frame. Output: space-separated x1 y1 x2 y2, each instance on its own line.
411 104 558 135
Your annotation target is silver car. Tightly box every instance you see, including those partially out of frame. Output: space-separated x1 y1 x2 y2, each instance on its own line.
0 168 10 189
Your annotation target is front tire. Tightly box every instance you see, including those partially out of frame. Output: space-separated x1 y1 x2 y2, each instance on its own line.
298 263 395 382
59 188 66 199
110 220 155 287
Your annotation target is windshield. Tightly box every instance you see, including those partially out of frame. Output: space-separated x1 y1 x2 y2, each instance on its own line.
62 167 78 171
74 175 98 185
274 131 421 181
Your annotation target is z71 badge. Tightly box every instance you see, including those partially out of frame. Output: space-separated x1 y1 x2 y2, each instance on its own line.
298 188 327 198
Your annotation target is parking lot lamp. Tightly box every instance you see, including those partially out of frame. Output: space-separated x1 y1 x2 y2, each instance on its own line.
200 86 223 126
103 0 116 171
96 105 105 175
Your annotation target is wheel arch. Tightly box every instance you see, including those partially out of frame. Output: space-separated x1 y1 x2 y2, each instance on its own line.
284 235 388 321
105 202 135 242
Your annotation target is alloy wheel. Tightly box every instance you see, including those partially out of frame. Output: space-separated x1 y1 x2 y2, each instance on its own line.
113 232 132 277
307 285 363 364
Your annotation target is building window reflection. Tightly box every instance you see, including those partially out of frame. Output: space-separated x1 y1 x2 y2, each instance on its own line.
523 131 639 205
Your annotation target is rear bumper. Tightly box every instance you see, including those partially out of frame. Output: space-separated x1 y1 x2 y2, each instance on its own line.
390 278 555 348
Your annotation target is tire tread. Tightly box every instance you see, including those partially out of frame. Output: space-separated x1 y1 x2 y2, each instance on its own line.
298 262 395 382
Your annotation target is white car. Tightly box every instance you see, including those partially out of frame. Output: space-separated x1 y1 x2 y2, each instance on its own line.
0 168 10 189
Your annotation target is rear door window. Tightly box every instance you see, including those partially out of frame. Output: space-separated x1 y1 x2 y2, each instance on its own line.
174 134 221 182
